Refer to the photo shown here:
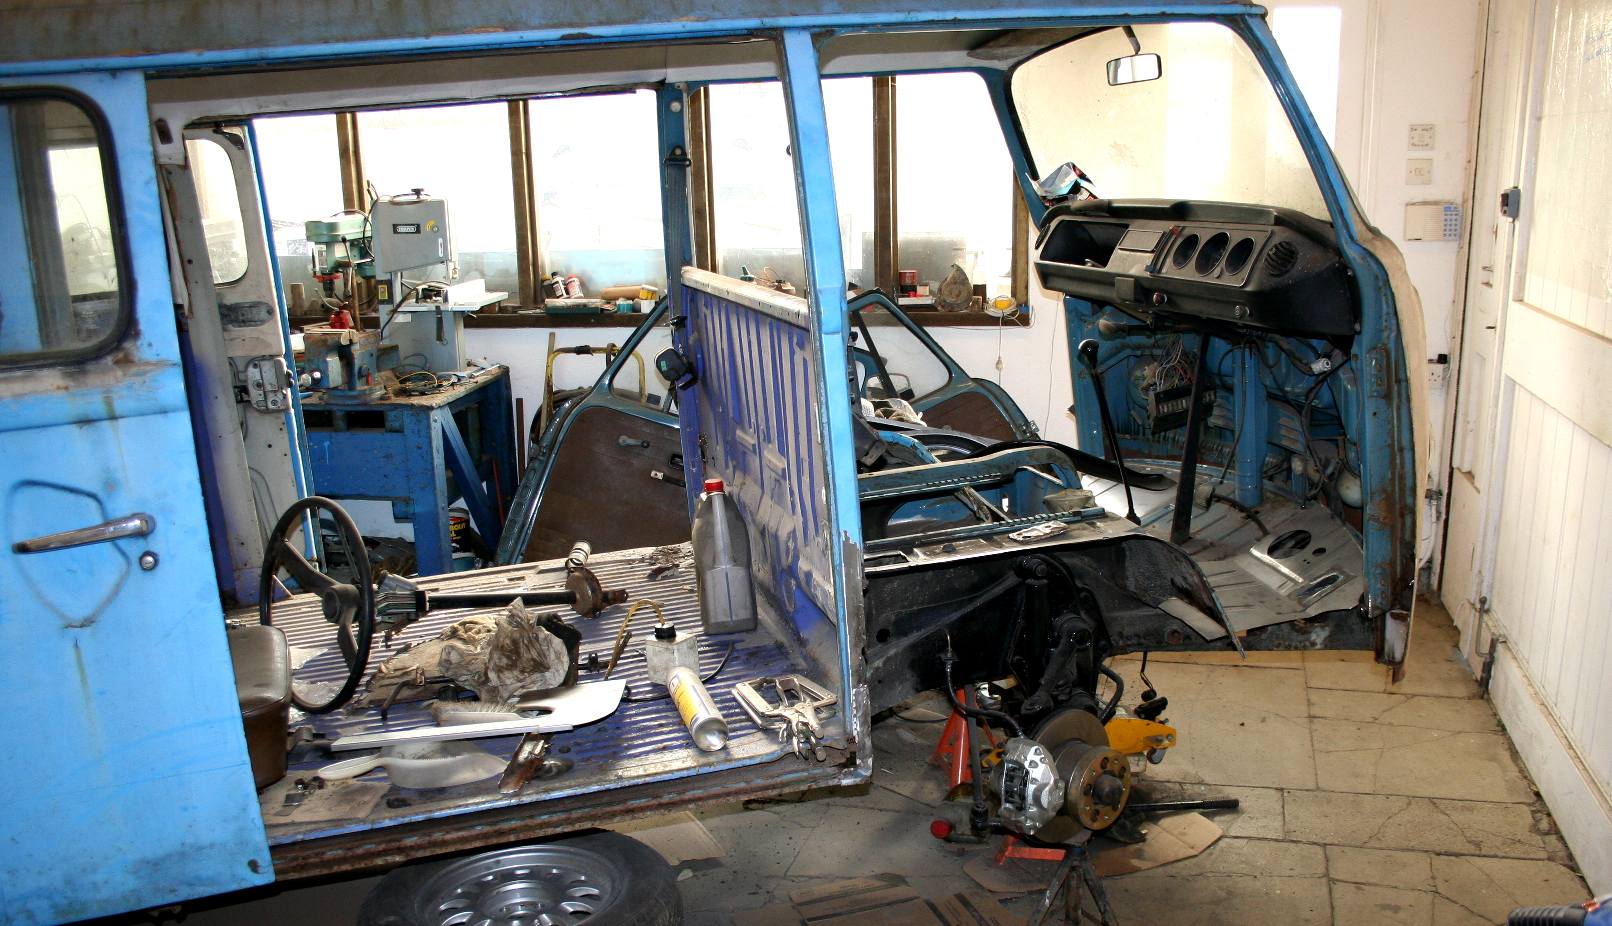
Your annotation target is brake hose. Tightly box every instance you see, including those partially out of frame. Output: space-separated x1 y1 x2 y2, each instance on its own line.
941 646 1024 738
1097 663 1125 723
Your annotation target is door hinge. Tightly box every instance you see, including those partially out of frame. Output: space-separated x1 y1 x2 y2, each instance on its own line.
1499 187 1522 220
1425 487 1444 519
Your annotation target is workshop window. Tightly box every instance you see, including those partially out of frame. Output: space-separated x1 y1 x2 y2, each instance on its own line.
0 94 125 362
358 102 519 296
708 82 805 285
185 136 249 285
529 90 666 292
254 114 345 314
894 72 1015 300
825 78 875 289
706 78 873 291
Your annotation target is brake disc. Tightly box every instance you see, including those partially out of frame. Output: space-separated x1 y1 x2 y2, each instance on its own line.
1030 707 1132 841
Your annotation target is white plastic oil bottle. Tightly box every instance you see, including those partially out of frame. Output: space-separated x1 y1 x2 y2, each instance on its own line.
692 478 757 634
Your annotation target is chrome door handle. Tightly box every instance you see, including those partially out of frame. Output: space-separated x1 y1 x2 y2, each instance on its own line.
13 513 155 553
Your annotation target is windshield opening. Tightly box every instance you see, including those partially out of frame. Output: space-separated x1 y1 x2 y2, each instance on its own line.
1011 22 1331 221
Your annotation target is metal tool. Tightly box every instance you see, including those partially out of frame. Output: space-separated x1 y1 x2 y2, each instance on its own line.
642 622 728 751
429 679 627 726
319 741 508 789
332 680 625 751
732 674 837 760
374 541 626 634
498 733 552 793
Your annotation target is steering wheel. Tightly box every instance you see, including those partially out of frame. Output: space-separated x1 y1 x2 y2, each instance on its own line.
258 496 375 714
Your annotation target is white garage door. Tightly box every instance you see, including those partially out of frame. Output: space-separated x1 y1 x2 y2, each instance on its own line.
1442 0 1612 889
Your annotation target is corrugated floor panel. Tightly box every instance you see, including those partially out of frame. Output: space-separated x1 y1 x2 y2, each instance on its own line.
248 544 806 845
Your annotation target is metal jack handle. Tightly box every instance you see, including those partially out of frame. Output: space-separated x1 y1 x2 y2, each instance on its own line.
1077 339 1138 524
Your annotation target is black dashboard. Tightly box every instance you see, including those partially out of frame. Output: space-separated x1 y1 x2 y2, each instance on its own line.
1033 199 1357 338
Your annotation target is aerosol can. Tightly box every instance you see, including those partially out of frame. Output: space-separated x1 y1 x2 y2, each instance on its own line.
692 478 757 634
642 621 729 751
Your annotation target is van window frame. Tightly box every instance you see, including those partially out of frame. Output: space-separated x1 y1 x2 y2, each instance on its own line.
0 86 132 370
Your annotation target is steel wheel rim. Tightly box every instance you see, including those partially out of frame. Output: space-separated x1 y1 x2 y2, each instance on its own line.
415 846 622 926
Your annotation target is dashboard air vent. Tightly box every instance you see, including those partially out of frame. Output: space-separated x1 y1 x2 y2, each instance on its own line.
1264 240 1299 278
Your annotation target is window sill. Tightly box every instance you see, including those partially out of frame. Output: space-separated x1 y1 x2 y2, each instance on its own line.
289 311 652 331
289 306 1032 331
902 308 1031 328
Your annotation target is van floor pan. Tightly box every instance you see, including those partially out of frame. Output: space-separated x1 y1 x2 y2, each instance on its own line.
246 544 808 847
1084 468 1364 639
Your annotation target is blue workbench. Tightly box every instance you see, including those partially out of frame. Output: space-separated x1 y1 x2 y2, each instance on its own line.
302 366 517 575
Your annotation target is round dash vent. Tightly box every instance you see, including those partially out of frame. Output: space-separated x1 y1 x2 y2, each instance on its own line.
1264 240 1299 278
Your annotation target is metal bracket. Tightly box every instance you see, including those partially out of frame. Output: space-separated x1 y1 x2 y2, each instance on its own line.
245 356 291 412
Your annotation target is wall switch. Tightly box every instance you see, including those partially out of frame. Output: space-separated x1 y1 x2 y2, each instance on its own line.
1406 158 1434 185
1409 123 1436 149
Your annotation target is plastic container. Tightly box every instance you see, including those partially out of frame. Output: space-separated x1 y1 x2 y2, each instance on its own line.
692 478 757 634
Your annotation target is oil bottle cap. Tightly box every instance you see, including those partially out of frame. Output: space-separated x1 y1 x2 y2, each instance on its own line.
703 478 724 493
654 622 678 641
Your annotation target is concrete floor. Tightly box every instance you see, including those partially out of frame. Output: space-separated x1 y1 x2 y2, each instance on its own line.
137 602 1589 926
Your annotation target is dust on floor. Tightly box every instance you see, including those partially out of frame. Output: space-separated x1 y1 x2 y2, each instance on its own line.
680 602 1589 926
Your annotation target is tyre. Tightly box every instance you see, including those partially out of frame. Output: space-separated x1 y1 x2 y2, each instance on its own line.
357 830 681 926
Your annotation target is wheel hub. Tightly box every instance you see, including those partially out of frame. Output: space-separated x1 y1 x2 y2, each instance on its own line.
415 846 619 926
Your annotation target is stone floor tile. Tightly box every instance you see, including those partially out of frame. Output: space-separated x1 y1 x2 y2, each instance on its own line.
1060 872 1332 925
698 802 832 877
1139 836 1325 878
1308 688 1499 733
1432 895 1492 926
1326 846 1435 891
1333 881 1433 926
1135 781 1285 839
678 866 783 915
1430 856 1590 923
1282 790 1547 858
1304 650 1391 692
1141 649 1304 668
1311 718 1534 803
783 805 969 878
1110 662 1317 790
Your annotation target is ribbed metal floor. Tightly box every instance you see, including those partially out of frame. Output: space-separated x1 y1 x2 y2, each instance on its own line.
252 543 803 845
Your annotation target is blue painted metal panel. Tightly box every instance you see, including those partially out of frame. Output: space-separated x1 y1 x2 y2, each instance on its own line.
0 4 1268 76
0 71 271 924
778 29 867 728
1234 348 1267 507
1235 15 1420 660
0 112 42 354
681 286 835 635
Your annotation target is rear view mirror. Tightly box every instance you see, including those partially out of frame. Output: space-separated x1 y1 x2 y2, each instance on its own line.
1106 53 1162 85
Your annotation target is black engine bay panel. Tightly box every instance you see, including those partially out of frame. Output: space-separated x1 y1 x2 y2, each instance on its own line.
1034 199 1357 338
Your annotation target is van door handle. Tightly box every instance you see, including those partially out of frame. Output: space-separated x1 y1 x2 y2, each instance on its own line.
13 513 155 553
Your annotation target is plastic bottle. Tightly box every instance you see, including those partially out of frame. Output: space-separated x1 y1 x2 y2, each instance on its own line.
692 478 757 634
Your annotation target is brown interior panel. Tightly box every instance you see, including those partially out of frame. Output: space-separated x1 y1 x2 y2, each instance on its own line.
522 406 690 561
920 390 1017 441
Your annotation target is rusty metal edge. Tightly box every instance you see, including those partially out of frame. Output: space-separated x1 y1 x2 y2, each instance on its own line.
269 758 848 880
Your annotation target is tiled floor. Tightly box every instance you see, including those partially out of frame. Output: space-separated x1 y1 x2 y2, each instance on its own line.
128 601 1589 925
676 601 1590 925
